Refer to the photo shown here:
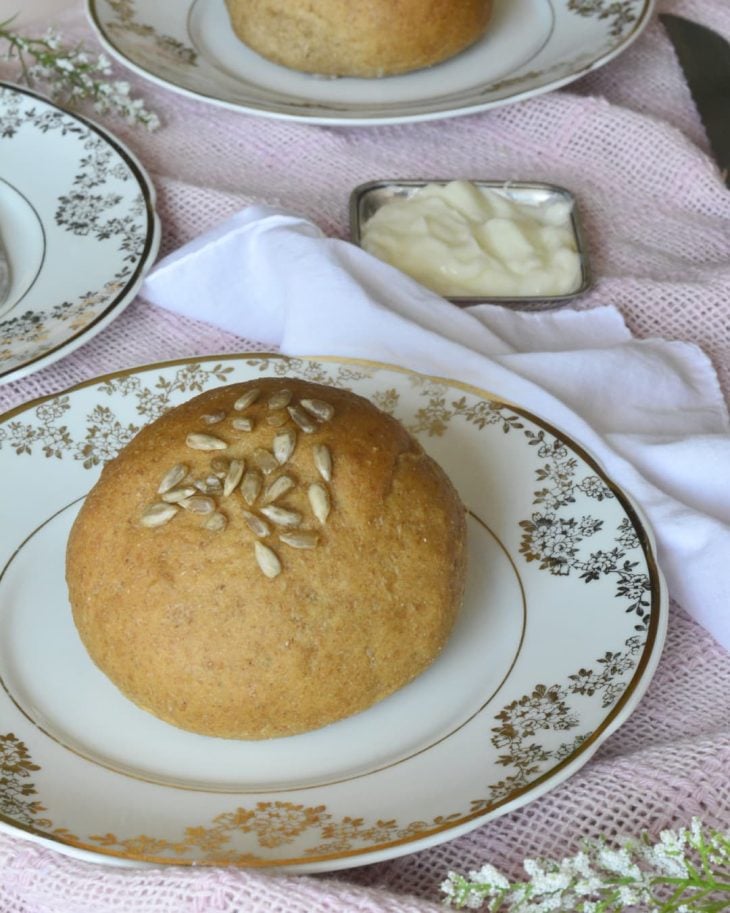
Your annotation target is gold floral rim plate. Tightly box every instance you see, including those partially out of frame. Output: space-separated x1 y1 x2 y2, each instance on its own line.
87 0 654 125
0 83 160 385
0 355 668 871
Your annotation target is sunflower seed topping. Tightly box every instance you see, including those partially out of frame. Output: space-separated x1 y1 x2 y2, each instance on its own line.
232 417 254 432
141 502 179 527
233 388 261 411
300 398 334 422
241 469 263 505
201 411 225 425
253 447 278 475
203 511 227 532
287 404 318 433
146 385 339 566
254 541 281 579
266 412 288 427
243 510 271 538
308 483 330 524
223 459 245 497
279 530 319 549
186 432 228 452
262 474 295 504
273 428 296 465
161 485 196 503
210 457 229 477
179 495 216 515
194 477 222 495
268 389 292 410
313 444 332 482
157 463 188 494
260 505 302 528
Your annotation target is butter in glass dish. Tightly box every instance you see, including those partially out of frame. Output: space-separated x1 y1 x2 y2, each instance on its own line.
350 179 591 309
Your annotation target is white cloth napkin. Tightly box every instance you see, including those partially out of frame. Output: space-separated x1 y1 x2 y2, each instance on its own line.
141 206 730 650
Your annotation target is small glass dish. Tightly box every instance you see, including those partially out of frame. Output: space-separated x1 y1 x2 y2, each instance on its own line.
349 179 592 309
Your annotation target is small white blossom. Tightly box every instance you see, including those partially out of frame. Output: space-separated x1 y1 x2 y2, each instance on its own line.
440 875 457 898
468 863 510 892
596 846 642 879
562 851 593 879
523 859 545 880
573 877 603 896
617 884 641 905
527 895 565 913
689 818 703 846
529 870 571 896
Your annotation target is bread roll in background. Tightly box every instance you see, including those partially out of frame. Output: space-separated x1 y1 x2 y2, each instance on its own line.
66 379 467 739
224 0 494 78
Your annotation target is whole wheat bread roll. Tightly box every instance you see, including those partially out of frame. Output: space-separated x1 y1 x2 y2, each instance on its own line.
224 0 494 77
66 378 467 739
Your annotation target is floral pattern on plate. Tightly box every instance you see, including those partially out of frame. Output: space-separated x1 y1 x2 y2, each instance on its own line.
0 355 667 871
0 83 159 384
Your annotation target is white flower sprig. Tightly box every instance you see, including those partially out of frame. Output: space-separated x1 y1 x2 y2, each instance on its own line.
0 18 160 130
441 819 730 912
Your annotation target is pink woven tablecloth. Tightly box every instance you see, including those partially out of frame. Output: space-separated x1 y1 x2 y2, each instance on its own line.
0 1 728 911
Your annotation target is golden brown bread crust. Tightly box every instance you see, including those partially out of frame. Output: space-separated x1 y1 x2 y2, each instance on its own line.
224 0 494 77
66 379 467 739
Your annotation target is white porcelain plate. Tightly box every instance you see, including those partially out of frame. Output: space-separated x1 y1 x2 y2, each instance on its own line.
87 0 654 125
0 355 667 871
0 83 160 385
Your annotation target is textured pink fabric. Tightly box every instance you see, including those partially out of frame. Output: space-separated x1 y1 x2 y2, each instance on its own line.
0 0 728 911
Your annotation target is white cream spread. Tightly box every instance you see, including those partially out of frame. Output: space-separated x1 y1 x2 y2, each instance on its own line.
360 181 583 298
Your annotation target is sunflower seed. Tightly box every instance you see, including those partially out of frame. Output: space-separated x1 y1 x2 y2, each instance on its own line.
243 510 271 538
313 444 332 482
267 388 292 410
210 457 230 477
201 411 225 425
254 541 281 578
186 432 227 451
233 388 260 411
231 417 254 432
179 495 216 515
279 530 319 549
287 405 318 433
308 483 330 524
241 469 262 505
203 511 227 532
265 412 288 427
157 463 188 494
300 398 334 422
194 477 222 495
161 485 196 503
262 474 295 504
260 505 302 527
222 458 244 497
253 447 278 475
273 428 296 465
141 502 179 527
